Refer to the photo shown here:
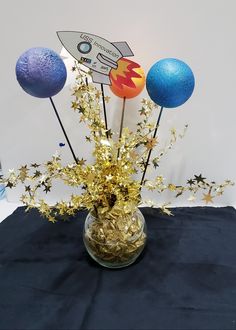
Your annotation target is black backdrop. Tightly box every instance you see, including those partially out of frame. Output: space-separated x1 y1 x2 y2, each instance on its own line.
0 206 236 330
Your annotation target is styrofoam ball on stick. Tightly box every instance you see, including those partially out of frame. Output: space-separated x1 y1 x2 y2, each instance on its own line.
16 47 67 98
110 58 145 99
146 58 195 108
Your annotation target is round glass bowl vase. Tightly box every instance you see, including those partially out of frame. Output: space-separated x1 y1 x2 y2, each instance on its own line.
83 208 147 268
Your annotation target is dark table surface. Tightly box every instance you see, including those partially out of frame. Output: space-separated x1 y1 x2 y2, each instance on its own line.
0 206 236 330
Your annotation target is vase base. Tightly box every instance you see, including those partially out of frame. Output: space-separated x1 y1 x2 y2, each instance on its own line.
85 245 145 269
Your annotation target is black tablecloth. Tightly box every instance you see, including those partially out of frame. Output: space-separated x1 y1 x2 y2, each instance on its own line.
0 206 236 330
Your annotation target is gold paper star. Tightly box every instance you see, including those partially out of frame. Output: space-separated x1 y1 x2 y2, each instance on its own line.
152 157 159 169
18 165 29 182
33 170 41 178
106 174 113 181
194 174 206 184
104 96 110 103
146 137 158 150
161 205 173 216
31 163 40 168
73 89 83 98
43 185 51 193
77 158 86 166
107 129 113 138
129 150 139 160
139 107 146 116
202 192 214 204
95 91 101 99
71 101 79 110
188 195 196 202
147 100 154 108
187 179 195 185
20 194 28 204
38 200 50 215
168 184 176 191
19 165 28 173
87 172 96 184
25 185 31 192
216 188 224 196
145 181 156 191
6 181 14 188
48 216 57 223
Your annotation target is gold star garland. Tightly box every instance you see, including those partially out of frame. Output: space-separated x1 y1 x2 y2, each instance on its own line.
0 65 234 220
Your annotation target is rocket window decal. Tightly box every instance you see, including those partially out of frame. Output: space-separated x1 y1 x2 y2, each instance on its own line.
77 42 92 54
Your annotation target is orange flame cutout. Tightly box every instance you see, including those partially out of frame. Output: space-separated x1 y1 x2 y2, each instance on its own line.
110 58 142 89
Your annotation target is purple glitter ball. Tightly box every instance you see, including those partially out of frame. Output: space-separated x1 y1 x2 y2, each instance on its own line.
16 47 67 98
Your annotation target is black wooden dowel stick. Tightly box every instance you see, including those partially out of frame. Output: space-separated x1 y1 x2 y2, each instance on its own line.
100 84 108 136
117 97 126 159
49 97 78 164
140 106 164 186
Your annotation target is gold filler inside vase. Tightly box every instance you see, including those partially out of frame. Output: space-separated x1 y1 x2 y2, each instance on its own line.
83 208 147 268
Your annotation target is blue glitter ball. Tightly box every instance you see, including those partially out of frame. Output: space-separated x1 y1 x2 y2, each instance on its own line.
146 58 195 108
16 47 67 98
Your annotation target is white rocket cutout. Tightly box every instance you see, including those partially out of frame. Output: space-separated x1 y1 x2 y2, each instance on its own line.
57 31 134 85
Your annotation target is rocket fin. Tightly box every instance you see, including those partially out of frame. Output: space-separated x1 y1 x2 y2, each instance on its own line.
112 42 134 57
92 71 111 85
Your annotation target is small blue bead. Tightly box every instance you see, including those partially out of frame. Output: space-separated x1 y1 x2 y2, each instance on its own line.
146 58 195 108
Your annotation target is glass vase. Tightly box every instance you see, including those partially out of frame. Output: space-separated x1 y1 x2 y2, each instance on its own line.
83 208 147 268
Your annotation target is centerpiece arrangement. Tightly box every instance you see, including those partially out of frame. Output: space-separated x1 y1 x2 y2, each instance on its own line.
1 32 233 268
